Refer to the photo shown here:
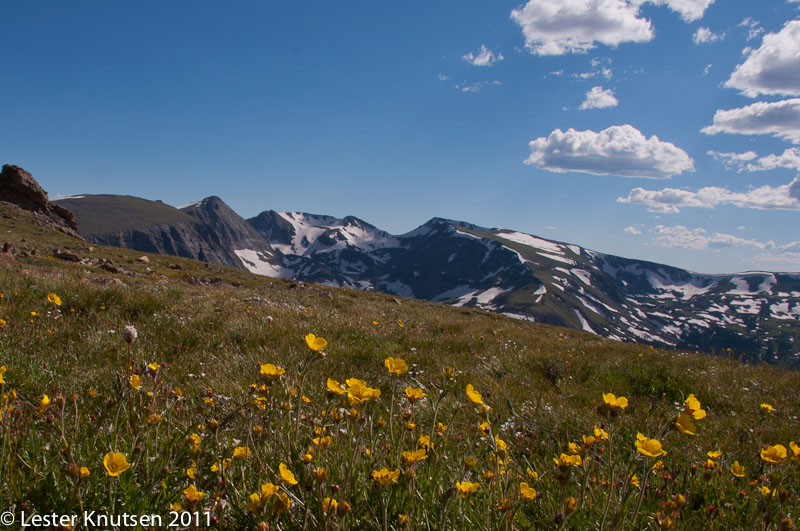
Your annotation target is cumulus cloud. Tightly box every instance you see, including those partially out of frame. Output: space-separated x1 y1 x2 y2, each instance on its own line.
510 0 715 55
510 0 654 55
525 124 694 179
579 86 619 109
645 0 716 22
701 98 800 144
725 20 800 97
617 177 800 213
462 45 504 67
709 148 800 172
651 225 772 250
624 226 642 235
692 27 722 44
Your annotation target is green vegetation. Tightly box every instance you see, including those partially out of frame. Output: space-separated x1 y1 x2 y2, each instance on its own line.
1 202 799 529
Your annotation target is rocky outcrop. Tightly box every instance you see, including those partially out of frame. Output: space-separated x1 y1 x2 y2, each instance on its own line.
0 164 81 239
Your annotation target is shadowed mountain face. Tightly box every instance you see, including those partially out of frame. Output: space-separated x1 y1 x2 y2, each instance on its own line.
55 194 800 367
55 195 283 272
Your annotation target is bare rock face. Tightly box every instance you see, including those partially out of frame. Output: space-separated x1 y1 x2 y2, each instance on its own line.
0 164 82 238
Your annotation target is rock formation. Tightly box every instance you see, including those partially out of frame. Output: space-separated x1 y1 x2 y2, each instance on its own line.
0 164 82 239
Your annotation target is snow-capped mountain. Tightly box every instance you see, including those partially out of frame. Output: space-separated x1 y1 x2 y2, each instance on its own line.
54 193 800 366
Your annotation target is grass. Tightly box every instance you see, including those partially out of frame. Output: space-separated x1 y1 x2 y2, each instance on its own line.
1 201 799 529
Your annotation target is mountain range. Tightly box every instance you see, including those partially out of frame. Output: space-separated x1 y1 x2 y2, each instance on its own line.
51 191 800 367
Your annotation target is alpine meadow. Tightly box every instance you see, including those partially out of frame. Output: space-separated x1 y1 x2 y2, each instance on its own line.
2 0 800 529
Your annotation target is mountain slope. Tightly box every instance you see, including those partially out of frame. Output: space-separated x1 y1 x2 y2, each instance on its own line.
239 212 800 366
53 192 800 366
55 194 284 272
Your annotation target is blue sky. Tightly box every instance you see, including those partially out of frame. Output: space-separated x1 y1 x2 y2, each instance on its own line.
2 0 799 273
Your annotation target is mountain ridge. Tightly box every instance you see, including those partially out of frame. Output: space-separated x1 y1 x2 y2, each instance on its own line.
49 189 800 366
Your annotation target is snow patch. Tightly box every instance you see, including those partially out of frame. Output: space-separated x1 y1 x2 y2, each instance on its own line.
234 249 291 278
574 310 597 334
497 231 564 254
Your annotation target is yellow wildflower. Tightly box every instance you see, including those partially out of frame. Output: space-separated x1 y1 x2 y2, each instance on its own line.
103 452 130 477
385 356 408 375
600 393 628 416
260 363 285 379
456 481 479 499
183 484 205 503
0 319 6 328
129 374 141 390
345 378 381 406
520 482 537 501
372 467 401 486
790 441 799 461
564 497 577 514
731 461 746 478
761 444 787 465
322 497 338 514
233 446 250 459
761 403 774 413
465 384 484 405
279 463 298 485
0 366 6 384
326 378 346 395
418 434 433 450
305 333 327 352
188 433 201 455
674 412 698 436
47 293 62 306
684 394 706 420
402 449 428 466
147 363 160 372
707 450 722 460
553 453 582 467
635 433 667 458
404 386 426 403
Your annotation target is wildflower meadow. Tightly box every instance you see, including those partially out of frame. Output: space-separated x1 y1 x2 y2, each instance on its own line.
0 207 798 529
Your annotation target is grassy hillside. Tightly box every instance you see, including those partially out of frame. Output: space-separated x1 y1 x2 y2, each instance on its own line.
1 201 798 529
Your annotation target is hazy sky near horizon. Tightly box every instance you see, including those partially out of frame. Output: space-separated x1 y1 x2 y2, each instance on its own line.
2 1 799 274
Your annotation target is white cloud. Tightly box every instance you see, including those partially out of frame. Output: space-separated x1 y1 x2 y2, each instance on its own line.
644 0 716 22
437 73 452 82
525 124 694 179
624 226 642 235
738 17 764 41
725 20 800 97
703 63 713 76
651 225 772 250
709 148 800 172
455 80 501 93
579 86 619 109
510 0 654 55
701 98 800 144
510 0 715 55
462 45 504 67
618 177 800 212
692 27 722 44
